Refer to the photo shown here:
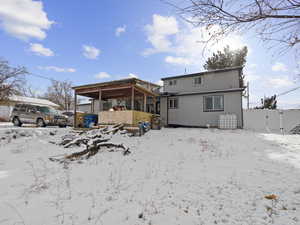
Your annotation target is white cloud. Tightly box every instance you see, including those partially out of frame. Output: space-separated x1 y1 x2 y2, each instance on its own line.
0 0 53 40
29 43 54 56
244 65 261 82
143 14 247 67
82 45 100 59
143 14 179 55
38 66 76 73
245 74 260 82
248 63 257 69
272 62 288 72
115 25 126 37
267 76 294 88
94 72 111 79
127 73 138 78
165 56 193 65
117 73 139 80
156 80 163 86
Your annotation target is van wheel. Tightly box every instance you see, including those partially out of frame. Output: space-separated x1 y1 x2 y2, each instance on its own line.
37 118 45 127
13 117 22 127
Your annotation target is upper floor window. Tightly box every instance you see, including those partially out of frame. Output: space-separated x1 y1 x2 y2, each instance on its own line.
203 95 224 111
168 98 178 109
168 80 177 86
194 77 202 85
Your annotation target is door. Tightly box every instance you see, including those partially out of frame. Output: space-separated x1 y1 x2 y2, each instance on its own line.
25 105 38 124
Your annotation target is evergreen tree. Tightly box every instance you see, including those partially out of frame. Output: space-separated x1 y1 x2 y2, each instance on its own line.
203 46 248 87
203 45 248 70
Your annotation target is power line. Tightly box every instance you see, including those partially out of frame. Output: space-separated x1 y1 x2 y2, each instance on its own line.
277 85 300 97
27 72 61 82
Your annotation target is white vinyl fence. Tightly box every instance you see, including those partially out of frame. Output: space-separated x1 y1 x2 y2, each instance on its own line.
243 109 300 133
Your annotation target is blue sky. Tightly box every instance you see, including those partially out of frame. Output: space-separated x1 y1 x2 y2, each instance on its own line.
0 0 299 108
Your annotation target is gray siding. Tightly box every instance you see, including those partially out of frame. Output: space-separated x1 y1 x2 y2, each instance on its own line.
161 91 243 128
164 70 240 93
160 97 168 126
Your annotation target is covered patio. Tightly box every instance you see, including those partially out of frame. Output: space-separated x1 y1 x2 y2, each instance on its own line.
72 78 160 127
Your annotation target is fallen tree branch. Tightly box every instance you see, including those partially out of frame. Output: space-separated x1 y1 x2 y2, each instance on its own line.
49 143 130 163
49 124 131 163
103 123 124 135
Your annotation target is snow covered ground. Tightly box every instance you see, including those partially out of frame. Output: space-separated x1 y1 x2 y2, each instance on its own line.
0 127 299 225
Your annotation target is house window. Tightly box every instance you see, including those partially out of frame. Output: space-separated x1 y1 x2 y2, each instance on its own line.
168 98 178 109
203 95 224 111
194 77 202 85
168 80 177 86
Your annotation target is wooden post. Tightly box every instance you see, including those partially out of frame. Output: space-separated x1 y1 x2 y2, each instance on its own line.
99 89 102 112
153 96 157 114
74 92 77 128
131 86 134 110
92 99 94 113
144 94 147 112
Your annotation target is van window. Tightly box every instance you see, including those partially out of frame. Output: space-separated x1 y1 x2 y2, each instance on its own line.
27 105 37 113
18 104 27 112
37 106 58 115
13 104 21 111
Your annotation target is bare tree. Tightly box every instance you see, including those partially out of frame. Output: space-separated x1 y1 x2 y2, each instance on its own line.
18 83 40 98
43 80 74 110
167 0 300 54
0 58 27 101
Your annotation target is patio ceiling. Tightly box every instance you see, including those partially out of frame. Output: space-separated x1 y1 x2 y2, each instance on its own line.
75 84 158 99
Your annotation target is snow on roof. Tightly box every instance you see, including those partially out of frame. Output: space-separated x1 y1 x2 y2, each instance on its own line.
9 95 59 108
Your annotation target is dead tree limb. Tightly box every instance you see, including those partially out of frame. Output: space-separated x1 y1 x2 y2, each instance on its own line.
49 124 130 163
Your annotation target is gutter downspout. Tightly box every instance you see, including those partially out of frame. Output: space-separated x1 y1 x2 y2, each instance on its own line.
240 91 244 129
239 68 244 129
166 96 169 126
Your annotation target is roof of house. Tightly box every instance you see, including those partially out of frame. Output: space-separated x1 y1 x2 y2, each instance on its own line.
9 95 59 108
161 66 243 81
72 78 160 89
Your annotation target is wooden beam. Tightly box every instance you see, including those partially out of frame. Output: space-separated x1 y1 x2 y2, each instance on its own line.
74 92 77 128
76 88 100 94
131 86 134 110
99 89 102 112
144 94 147 112
93 99 95 113
134 85 158 97
153 96 157 114
101 86 132 92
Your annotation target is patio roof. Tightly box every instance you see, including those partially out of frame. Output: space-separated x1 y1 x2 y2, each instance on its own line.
73 78 159 99
72 78 160 90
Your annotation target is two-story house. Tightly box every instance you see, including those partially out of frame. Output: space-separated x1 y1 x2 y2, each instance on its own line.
160 67 245 128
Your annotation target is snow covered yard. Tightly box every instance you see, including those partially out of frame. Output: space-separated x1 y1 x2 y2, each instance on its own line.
0 127 299 225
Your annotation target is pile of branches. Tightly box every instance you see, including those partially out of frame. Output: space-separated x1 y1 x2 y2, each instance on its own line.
49 123 130 163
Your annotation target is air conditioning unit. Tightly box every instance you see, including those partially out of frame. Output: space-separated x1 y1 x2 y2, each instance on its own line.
219 114 237 129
